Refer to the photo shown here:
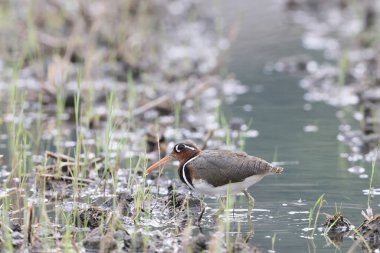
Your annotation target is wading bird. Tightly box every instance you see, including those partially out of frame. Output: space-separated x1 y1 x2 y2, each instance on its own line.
145 141 283 221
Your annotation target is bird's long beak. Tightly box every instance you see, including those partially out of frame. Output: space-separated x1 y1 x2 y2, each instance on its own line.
145 155 173 174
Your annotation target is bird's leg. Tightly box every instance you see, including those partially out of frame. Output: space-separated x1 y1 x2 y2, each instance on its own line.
243 190 255 211
212 197 225 219
243 190 255 233
197 197 206 225
197 205 206 225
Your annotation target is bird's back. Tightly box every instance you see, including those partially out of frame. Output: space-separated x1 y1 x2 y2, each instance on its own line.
187 150 283 187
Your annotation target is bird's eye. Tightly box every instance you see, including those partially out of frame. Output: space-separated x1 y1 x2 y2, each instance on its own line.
175 144 185 153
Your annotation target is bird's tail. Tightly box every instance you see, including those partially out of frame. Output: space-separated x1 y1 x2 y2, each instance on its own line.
271 166 284 174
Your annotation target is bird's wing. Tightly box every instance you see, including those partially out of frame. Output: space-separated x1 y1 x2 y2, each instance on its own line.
188 150 275 187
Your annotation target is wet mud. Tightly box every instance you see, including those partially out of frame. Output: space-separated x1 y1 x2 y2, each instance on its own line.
0 0 259 252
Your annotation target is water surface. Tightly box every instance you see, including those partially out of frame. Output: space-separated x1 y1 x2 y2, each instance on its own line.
218 1 373 251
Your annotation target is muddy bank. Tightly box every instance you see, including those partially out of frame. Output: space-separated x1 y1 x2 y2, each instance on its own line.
0 0 262 252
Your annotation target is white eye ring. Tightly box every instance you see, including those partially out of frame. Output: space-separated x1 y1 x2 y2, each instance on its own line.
175 144 185 153
175 144 195 152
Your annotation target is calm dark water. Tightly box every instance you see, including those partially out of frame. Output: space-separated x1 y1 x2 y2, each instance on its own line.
218 1 374 252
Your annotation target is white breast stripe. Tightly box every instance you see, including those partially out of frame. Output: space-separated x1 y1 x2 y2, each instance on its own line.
182 155 199 191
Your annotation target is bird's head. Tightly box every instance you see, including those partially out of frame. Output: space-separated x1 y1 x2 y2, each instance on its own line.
145 141 201 174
